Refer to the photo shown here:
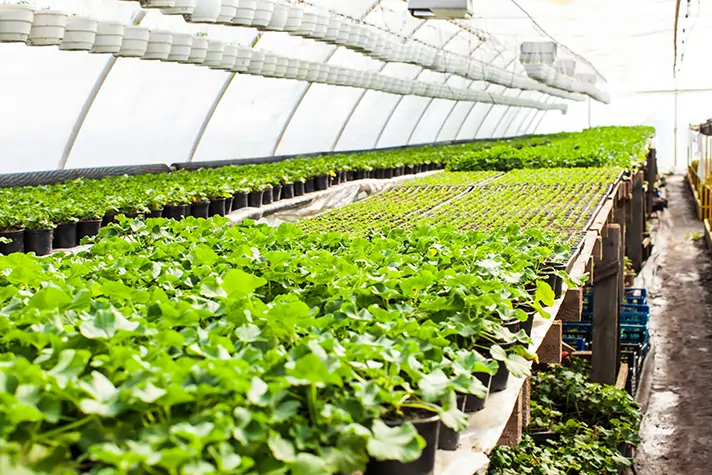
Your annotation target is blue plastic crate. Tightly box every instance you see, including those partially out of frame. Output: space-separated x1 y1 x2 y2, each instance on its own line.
620 312 649 325
620 303 650 314
621 324 649 344
563 337 587 351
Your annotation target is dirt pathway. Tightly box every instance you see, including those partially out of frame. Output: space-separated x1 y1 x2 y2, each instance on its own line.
635 175 712 475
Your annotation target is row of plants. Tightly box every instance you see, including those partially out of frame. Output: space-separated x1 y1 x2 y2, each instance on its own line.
489 167 623 186
488 358 640 474
447 126 654 172
401 171 500 187
0 216 568 475
300 170 613 249
298 185 466 236
0 127 650 246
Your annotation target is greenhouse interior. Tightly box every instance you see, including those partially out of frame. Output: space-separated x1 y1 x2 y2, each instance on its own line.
2 0 712 474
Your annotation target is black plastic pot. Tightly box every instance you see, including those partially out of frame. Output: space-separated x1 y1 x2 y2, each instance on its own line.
77 219 102 243
190 201 210 219
248 190 264 208
224 197 234 214
208 198 227 217
102 213 115 227
543 262 565 299
0 229 24 255
262 187 273 205
355 169 366 180
491 341 517 393
53 222 77 249
294 181 305 196
164 204 188 220
272 185 283 202
330 174 339 186
304 177 315 194
24 228 53 256
123 212 142 220
516 303 537 337
233 193 249 210
405 165 416 175
282 183 295 199
374 168 385 179
315 175 329 191
394 166 404 177
384 167 394 179
429 163 438 171
529 431 560 445
365 414 440 475
438 395 467 451
504 319 521 334
464 373 492 412
148 209 163 218
346 171 355 182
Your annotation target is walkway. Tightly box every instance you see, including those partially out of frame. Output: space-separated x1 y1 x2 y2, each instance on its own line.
636 175 712 474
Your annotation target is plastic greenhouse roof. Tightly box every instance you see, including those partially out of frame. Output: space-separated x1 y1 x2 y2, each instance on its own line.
0 0 698 173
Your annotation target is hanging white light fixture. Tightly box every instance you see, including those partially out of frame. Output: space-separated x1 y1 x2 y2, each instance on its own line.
408 0 473 19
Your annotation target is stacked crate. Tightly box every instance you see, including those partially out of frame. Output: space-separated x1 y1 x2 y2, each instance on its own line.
563 288 650 393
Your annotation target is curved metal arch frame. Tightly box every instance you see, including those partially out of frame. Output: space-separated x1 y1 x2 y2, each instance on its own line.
329 21 452 151
493 91 545 138
453 57 517 141
508 97 544 136
511 107 538 136
489 90 527 138
269 0 385 156
58 10 147 169
398 47 508 146
531 106 551 134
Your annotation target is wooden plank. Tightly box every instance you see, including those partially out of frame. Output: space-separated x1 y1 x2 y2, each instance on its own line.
537 320 563 363
522 378 531 428
616 363 629 390
496 390 523 447
592 224 621 385
557 287 583 322
627 173 645 271
646 149 656 215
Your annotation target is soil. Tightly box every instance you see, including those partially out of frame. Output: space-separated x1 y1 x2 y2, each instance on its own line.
635 175 712 475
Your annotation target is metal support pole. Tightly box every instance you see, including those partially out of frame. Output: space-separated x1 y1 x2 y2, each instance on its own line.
587 97 592 129
187 75 238 162
270 0 383 156
187 32 264 162
58 11 146 169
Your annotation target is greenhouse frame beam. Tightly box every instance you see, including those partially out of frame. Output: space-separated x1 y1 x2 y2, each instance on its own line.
270 0 383 156
187 33 263 163
57 11 147 170
522 100 550 134
337 26 469 151
490 90 526 137
513 107 538 136
531 107 550 134
453 57 516 140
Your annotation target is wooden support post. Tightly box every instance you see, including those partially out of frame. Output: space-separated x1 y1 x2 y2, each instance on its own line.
497 388 523 447
627 173 645 272
557 288 583 322
646 149 657 215
522 377 531 429
592 224 621 385
537 321 563 364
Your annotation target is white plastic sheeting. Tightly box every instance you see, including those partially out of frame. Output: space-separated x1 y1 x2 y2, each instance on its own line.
3 0 703 174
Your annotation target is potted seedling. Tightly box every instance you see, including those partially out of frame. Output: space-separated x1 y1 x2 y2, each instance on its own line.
207 184 232 217
50 202 80 249
0 0 34 43
116 24 150 57
75 205 104 244
0 211 24 254
58 14 98 51
27 6 66 46
23 212 54 256
90 20 124 54
187 31 209 64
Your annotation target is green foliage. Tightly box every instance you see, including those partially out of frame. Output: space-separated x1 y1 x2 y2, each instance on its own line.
448 126 654 172
0 127 651 231
0 217 562 474
488 360 641 474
